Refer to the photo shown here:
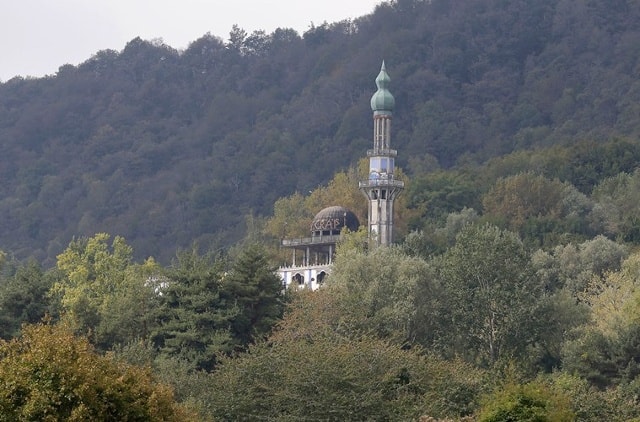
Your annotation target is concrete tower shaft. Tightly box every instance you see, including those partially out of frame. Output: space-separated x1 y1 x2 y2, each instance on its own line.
359 62 404 246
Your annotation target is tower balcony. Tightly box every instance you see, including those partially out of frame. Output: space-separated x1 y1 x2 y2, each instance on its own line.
366 148 397 157
281 234 343 247
358 178 405 189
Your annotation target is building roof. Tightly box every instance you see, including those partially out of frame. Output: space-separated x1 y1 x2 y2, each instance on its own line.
310 206 360 235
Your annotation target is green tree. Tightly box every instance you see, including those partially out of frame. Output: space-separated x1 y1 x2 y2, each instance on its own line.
152 248 234 371
54 233 133 329
550 372 639 421
482 172 590 243
264 191 313 239
406 170 481 224
326 245 429 342
531 235 628 294
434 207 480 245
432 223 544 366
0 322 196 421
477 379 574 422
562 251 640 388
207 290 485 421
227 24 247 53
401 208 480 258
579 251 640 335
264 164 368 240
53 233 160 349
96 256 162 348
590 169 640 242
0 259 55 339
222 243 285 348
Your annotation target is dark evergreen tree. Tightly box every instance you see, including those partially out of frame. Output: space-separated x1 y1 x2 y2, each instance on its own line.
0 259 55 339
152 249 235 371
222 243 285 349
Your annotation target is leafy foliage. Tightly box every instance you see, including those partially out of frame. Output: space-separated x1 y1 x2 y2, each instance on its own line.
207 290 484 421
221 243 285 348
0 259 55 339
265 162 370 239
430 224 544 366
531 235 628 294
477 379 574 422
152 243 283 371
562 252 640 388
53 233 159 349
550 373 640 421
151 248 232 371
324 245 428 341
406 170 481 223
3 0 640 418
591 169 640 241
482 172 587 241
0 322 195 421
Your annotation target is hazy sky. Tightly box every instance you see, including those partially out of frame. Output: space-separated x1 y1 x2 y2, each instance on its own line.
1 0 382 81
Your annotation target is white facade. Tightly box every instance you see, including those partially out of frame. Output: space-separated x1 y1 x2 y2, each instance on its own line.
278 264 330 291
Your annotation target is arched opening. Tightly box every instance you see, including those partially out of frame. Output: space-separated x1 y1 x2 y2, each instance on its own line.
317 271 327 285
292 273 305 286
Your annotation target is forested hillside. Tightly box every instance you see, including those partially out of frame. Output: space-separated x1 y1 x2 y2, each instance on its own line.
2 0 640 263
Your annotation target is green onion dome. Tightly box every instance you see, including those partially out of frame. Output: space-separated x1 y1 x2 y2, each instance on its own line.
370 61 395 115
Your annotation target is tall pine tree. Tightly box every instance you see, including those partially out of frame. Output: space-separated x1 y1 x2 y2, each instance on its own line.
222 243 284 349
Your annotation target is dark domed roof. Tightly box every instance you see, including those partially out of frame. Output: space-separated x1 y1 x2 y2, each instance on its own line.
310 206 360 235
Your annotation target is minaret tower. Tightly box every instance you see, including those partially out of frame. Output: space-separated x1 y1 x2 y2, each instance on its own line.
359 62 404 246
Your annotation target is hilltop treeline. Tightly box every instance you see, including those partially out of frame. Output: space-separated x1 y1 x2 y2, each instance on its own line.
2 0 640 262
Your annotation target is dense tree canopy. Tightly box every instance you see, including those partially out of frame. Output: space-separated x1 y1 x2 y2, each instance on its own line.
206 289 485 421
3 0 640 262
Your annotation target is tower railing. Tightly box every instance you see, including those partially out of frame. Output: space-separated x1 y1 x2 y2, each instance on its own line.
281 234 343 247
366 149 397 157
359 179 405 189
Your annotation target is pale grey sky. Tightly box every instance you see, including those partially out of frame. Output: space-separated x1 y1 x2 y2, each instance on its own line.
0 0 382 81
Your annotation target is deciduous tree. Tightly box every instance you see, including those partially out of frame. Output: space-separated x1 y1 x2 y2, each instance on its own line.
0 322 196 421
207 289 484 421
477 379 574 422
562 252 640 388
327 245 429 342
53 233 160 349
432 224 543 366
